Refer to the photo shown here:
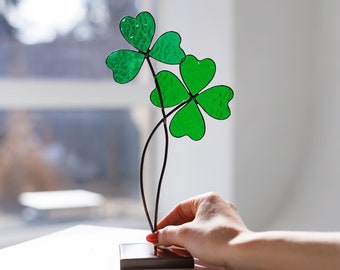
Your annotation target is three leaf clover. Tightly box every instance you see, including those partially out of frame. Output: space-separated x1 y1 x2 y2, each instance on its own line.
106 11 185 84
150 55 234 141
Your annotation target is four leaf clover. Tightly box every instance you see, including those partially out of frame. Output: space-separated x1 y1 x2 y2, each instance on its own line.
150 55 234 140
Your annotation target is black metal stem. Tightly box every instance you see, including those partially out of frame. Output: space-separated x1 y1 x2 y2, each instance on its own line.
139 101 187 232
140 56 168 233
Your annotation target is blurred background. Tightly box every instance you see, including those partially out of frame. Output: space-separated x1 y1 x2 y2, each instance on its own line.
0 0 339 248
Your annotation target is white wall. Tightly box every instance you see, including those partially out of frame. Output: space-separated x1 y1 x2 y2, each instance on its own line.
234 0 340 231
269 0 340 231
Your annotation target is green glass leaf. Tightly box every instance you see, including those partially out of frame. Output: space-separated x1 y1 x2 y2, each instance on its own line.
150 71 190 108
120 11 155 53
149 32 185 64
170 100 205 141
196 85 234 120
106 50 144 84
180 55 216 95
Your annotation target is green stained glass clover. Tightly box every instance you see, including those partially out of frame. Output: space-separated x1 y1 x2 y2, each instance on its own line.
150 55 234 140
105 11 234 240
106 11 185 84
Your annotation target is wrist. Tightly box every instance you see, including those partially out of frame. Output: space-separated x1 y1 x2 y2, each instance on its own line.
226 231 289 270
224 231 260 270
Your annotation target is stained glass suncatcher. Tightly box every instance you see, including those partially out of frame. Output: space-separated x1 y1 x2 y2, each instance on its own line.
106 11 233 235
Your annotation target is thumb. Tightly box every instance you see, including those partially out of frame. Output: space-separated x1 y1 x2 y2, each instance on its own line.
146 225 183 247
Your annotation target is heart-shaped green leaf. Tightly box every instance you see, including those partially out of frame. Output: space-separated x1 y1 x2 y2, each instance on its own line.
196 85 234 119
170 100 205 141
150 71 190 108
149 31 185 64
180 55 216 95
120 11 155 53
106 50 145 84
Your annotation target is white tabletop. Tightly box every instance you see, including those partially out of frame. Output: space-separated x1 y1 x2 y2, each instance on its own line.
0 225 148 270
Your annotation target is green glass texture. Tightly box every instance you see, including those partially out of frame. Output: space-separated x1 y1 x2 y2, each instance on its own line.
106 12 186 85
170 100 205 141
149 32 185 64
120 11 155 53
180 55 216 95
106 50 145 84
197 85 234 120
149 55 233 140
150 71 190 107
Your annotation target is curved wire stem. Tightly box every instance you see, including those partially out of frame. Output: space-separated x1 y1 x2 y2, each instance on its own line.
139 55 187 232
139 101 187 232
140 56 168 232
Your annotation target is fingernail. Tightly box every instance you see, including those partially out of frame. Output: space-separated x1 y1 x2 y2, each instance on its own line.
146 231 158 244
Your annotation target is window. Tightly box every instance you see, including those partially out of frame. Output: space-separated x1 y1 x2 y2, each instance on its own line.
0 0 137 78
0 0 155 248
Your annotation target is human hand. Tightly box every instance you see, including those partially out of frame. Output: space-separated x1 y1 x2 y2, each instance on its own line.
146 192 251 268
147 192 340 270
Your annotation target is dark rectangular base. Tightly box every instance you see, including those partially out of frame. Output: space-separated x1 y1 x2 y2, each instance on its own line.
120 243 194 269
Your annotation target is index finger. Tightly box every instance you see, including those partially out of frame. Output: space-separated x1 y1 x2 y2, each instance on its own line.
157 195 201 230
